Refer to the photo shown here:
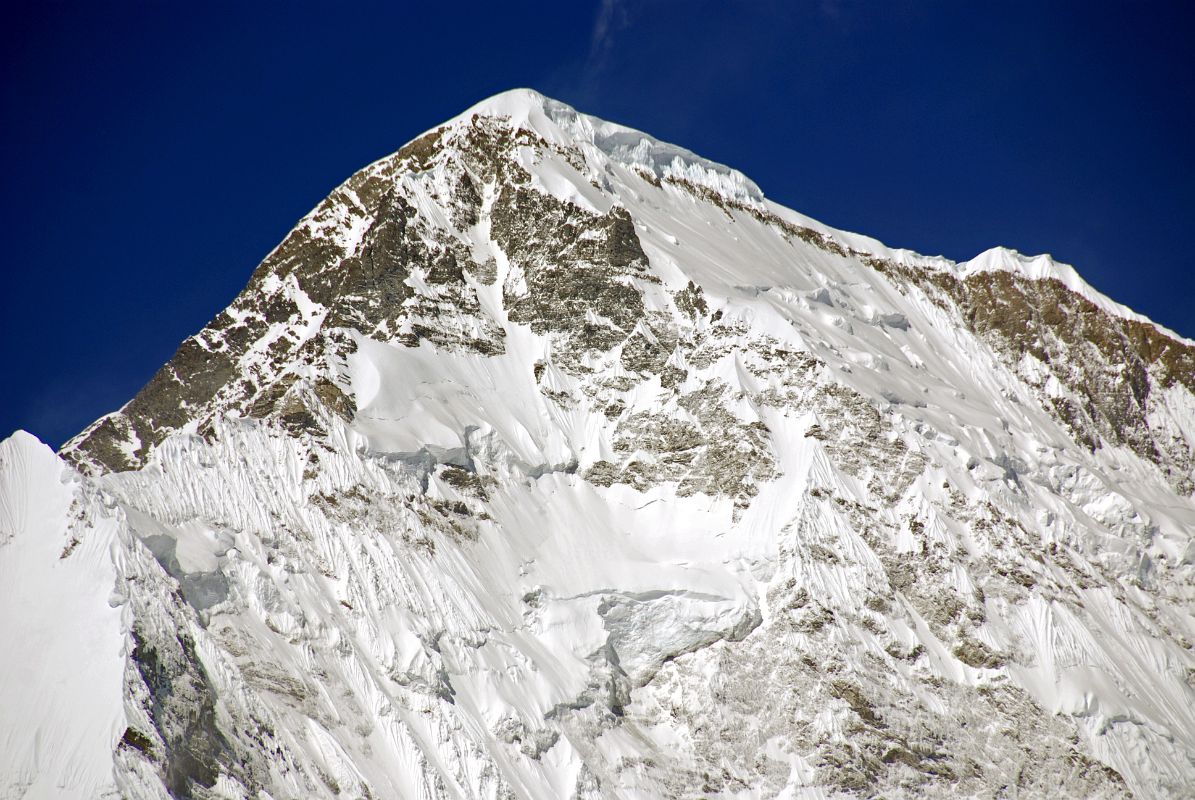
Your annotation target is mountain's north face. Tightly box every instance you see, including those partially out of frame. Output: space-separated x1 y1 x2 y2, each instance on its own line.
3 89 1195 798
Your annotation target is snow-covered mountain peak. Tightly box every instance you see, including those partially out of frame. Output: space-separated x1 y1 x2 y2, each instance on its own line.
959 246 1194 344
452 91 1188 345
6 90 1195 799
453 88 765 205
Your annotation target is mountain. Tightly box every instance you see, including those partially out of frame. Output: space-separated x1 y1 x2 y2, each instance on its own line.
3 88 1194 799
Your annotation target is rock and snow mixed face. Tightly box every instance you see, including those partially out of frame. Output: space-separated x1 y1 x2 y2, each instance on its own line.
3 89 1195 799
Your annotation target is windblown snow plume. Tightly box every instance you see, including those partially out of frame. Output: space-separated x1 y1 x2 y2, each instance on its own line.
4 89 1194 798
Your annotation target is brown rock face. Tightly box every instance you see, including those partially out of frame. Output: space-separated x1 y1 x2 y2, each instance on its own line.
61 112 657 474
868 256 1195 493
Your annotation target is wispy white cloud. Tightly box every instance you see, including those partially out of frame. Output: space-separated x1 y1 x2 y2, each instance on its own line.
586 0 632 74
818 0 844 20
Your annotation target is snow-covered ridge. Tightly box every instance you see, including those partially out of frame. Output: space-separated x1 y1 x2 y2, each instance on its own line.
444 89 1190 345
454 88 766 205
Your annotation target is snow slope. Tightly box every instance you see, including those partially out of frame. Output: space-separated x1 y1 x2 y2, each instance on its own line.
0 433 124 798
4 89 1195 798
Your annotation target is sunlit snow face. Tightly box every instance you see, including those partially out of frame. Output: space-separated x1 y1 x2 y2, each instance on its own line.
7 91 1193 800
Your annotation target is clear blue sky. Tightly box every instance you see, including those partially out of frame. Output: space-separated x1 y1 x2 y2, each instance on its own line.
3 1 1192 448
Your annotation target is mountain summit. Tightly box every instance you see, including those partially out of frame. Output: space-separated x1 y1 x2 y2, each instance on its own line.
4 89 1194 798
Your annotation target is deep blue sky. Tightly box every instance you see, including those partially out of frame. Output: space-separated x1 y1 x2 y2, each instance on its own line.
3 2 1192 448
